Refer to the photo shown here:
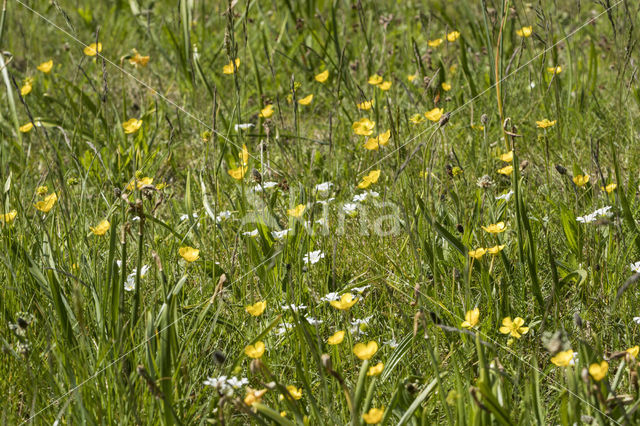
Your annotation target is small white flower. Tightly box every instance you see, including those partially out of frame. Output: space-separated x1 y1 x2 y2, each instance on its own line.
633 317 640 324
216 210 233 223
353 193 368 202
116 260 122 269
367 191 379 198
495 190 514 202
343 203 358 216
226 376 249 389
243 229 259 237
349 315 373 336
234 123 254 131
315 218 327 226
352 285 370 294
530 82 536 89
630 262 640 274
569 352 579 366
281 304 307 312
275 322 294 335
315 182 333 193
316 197 335 206
271 229 291 240
132 216 141 222
303 250 325 265
124 275 135 292
140 264 150 278
320 292 340 302
305 317 323 326
577 206 613 224
180 213 198 221
383 338 399 349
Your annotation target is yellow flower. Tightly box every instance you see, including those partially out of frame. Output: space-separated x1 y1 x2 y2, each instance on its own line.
441 82 451 91
330 293 359 310
407 73 418 82
228 165 248 180
461 307 479 329
468 248 486 260
377 129 391 146
378 81 392 91
627 346 639 358
298 94 313 105
245 301 267 317
90 220 110 236
536 119 556 128
363 130 390 150
602 183 617 193
245 341 266 359
357 100 374 110
352 118 376 136
481 221 506 234
239 144 249 166
283 385 302 400
123 118 142 134
368 74 383 85
551 350 575 367
497 165 514 176
588 361 608 381
126 176 154 191
409 114 425 124
516 26 533 37
244 388 268 406
315 69 329 83
573 174 590 187
328 330 345 345
487 244 505 254
287 204 306 218
427 38 443 47
547 66 562 74
259 104 274 118
362 407 384 424
223 58 240 74
37 59 53 73
499 151 513 162
35 193 57 213
129 49 150 67
19 122 34 133
179 246 200 262
353 341 378 360
424 108 444 122
84 42 102 56
447 31 460 42
499 317 529 338
363 137 379 151
367 362 384 376
20 83 32 96
471 124 484 131
1 209 17 225
357 169 381 189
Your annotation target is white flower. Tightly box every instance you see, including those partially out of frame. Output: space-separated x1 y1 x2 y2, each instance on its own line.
383 338 399 349
315 218 327 226
349 315 373 336
234 123 254 131
281 304 307 312
275 322 294 335
353 193 368 202
530 82 536 89
352 285 370 294
271 229 292 240
180 213 198 221
367 191 379 198
569 352 579 366
305 317 323 326
243 229 259 237
343 203 358 216
252 181 278 192
316 197 335 206
315 182 333 193
132 216 141 222
630 262 640 274
226 376 249 389
495 190 514 201
303 250 325 265
633 317 640 324
577 206 613 224
320 292 340 302
139 264 150 278
204 376 226 388
124 276 135 291
116 260 122 269
216 210 233 223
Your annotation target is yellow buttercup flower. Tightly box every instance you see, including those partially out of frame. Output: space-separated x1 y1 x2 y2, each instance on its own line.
328 330 345 345
245 341 266 359
179 246 200 262
20 82 32 96
352 118 376 136
287 204 306 218
19 122 34 133
536 119 556 128
487 244 505 254
90 220 110 236
125 176 153 191
468 248 486 259
283 385 302 400
602 183 617 193
424 108 444 122
441 82 451 91
362 407 384 424
588 361 608 381
244 388 268 406
367 362 384 376
499 317 529 338
35 193 57 213
427 38 443 47
368 74 383 85
330 293 359 310
363 137 379 151
358 169 381 189
461 307 479 329
357 100 374 110
407 73 418 82
37 59 53 73
239 144 249 165
129 49 150 67
228 165 247 180
353 341 378 360
364 130 390 150
547 66 562 74
259 104 274 118
499 151 513 162
84 42 102 56
377 129 391 146
223 58 240 74
627 346 639 358
551 350 574 367
573 174 590 187
447 31 460 42
409 114 425 124
245 301 267 317
315 69 329 83
298 94 313 105
123 118 142 134
497 165 513 176
481 222 506 234
516 26 533 37
1 210 17 225
378 81 392 91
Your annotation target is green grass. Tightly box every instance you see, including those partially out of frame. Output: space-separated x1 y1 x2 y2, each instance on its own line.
2 0 640 424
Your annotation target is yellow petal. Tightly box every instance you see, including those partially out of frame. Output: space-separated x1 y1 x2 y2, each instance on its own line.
84 42 102 56
315 69 329 83
178 246 200 262
37 59 53 73
90 219 110 236
298 94 313 105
